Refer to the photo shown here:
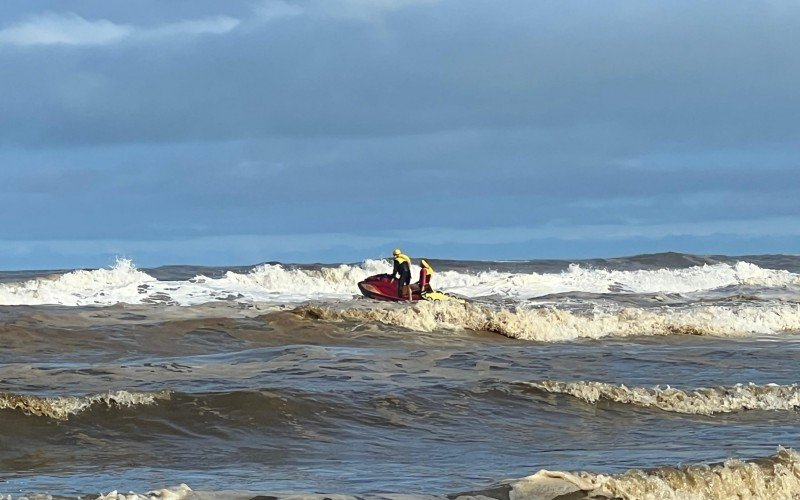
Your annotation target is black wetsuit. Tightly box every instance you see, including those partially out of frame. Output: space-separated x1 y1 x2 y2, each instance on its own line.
392 259 412 298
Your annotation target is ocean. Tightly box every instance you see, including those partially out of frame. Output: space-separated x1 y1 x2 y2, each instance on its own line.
1 252 800 499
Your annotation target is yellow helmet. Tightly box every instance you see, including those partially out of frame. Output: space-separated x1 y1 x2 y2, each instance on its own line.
393 248 402 256
420 259 434 274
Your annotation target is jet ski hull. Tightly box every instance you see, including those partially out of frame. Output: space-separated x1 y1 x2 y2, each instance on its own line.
357 274 465 303
357 274 423 302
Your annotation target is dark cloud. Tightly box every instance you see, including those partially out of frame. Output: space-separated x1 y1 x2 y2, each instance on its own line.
0 0 798 268
2 1 799 147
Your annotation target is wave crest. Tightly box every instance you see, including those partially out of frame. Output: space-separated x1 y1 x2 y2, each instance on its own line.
225 260 800 300
0 258 155 306
435 261 800 299
94 449 800 499
0 390 171 420
296 301 800 341
0 258 798 306
509 448 800 500
526 380 800 415
211 259 388 298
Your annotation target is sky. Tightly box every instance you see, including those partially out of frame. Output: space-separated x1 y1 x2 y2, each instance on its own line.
1 0 798 269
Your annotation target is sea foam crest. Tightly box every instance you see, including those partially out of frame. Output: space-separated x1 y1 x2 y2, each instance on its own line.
434 261 800 299
297 301 800 341
1 259 798 306
526 381 800 415
206 259 389 299
96 483 193 500
0 390 171 421
0 258 155 306
206 260 800 302
509 447 800 500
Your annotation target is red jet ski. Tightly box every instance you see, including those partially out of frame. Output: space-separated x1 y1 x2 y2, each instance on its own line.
357 274 424 302
358 274 467 303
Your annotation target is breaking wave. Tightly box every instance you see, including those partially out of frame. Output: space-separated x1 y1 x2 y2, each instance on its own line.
437 260 800 299
525 381 800 415
0 258 798 306
506 447 800 500
93 448 800 499
0 258 156 306
202 259 387 299
296 301 800 341
220 259 800 301
0 390 171 421
0 259 388 306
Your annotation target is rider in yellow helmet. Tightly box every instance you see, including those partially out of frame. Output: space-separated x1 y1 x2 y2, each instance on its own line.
390 248 412 299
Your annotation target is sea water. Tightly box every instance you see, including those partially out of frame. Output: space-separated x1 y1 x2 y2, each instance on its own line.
1 253 800 499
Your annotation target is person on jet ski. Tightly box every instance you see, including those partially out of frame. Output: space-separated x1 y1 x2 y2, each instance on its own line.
418 259 434 293
390 248 412 299
411 259 435 294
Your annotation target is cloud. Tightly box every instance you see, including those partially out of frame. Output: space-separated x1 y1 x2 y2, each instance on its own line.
0 0 797 267
308 0 441 22
145 16 240 38
253 0 304 22
2 0 796 150
249 0 440 28
0 12 131 46
0 11 239 47
0 0 422 49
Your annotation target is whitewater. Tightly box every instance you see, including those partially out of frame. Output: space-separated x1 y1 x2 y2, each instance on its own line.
2 256 799 307
2 253 800 499
2 256 800 342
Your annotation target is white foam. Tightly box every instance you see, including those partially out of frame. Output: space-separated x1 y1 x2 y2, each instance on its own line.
434 261 800 299
96 484 192 500
0 390 170 421
192 260 388 302
0 259 387 306
90 448 800 500
0 258 798 307
298 301 800 341
510 447 800 500
526 381 800 414
0 258 156 306
154 260 800 305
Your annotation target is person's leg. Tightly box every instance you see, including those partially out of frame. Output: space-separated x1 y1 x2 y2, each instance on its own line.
402 275 411 300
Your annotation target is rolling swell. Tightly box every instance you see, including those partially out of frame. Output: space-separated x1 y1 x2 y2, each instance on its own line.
295 301 800 341
0 388 370 428
524 381 800 415
3 254 800 496
91 448 800 499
